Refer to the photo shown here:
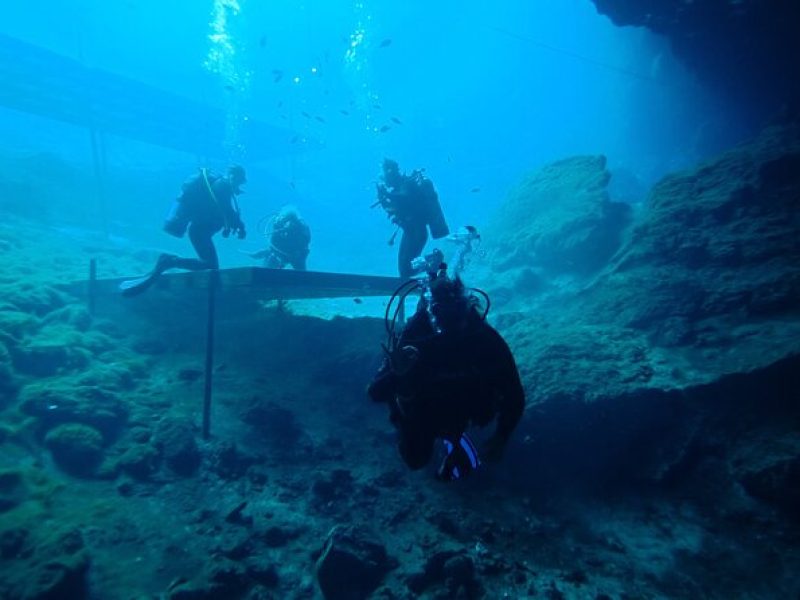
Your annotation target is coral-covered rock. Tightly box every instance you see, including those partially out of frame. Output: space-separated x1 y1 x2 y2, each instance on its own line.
315 525 395 600
45 423 105 477
484 155 632 280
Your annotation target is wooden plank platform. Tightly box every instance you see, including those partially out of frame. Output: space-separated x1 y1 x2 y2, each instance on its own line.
69 266 404 302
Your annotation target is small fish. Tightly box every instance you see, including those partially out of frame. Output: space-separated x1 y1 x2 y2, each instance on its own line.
353 297 363 304
277 101 284 108
290 135 300 144
259 35 267 48
379 125 391 133
390 116 402 125
373 104 382 110
379 38 392 48
315 115 326 123
339 109 350 116
224 84 235 92
470 187 481 193
301 111 311 118
289 181 296 190
272 69 284 83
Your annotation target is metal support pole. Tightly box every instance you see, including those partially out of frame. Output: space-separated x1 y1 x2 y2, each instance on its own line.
202 270 218 439
88 258 97 316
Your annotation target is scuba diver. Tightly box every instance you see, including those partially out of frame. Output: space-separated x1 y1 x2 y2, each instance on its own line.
120 165 247 296
246 206 311 270
372 159 450 279
367 263 525 481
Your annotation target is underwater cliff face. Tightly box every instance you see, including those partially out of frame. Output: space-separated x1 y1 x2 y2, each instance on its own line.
590 0 800 124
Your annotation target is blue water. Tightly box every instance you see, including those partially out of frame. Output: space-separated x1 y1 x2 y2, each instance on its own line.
1 0 748 275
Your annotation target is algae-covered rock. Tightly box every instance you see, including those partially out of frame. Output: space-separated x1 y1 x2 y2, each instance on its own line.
19 383 128 441
10 322 116 377
0 526 89 600
484 155 632 278
40 304 93 332
0 308 38 339
153 419 200 476
11 340 91 377
116 443 159 480
45 423 104 477
585 125 800 335
4 283 66 316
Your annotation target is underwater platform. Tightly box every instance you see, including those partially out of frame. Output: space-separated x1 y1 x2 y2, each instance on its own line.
78 266 403 305
65 265 405 438
0 33 295 159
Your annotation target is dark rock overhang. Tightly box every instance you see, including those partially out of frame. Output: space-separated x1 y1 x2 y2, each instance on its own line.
590 0 800 124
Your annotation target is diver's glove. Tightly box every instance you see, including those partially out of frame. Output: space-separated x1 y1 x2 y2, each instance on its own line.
221 227 231 238
237 227 247 240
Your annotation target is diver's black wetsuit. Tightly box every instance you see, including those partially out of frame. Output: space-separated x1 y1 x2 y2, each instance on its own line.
380 174 449 279
368 305 525 470
164 173 245 270
264 215 311 270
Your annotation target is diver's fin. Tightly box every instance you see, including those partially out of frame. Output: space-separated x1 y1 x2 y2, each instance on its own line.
119 271 160 297
119 254 176 297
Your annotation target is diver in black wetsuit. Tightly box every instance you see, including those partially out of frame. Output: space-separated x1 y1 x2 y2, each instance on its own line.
120 165 247 296
367 266 525 481
374 159 449 279
247 206 311 270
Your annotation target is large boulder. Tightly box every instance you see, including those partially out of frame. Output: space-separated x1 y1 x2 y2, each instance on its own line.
483 155 631 286
489 124 800 500
19 383 128 441
44 423 105 477
153 419 201 476
582 124 800 359
315 525 395 600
